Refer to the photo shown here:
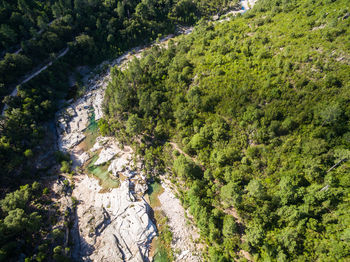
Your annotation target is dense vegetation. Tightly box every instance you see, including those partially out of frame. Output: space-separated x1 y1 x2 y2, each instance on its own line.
0 0 238 99
104 0 350 260
0 0 238 184
0 181 73 262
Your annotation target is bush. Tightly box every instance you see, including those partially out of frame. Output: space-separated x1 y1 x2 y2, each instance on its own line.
173 155 202 180
60 161 71 173
24 149 33 158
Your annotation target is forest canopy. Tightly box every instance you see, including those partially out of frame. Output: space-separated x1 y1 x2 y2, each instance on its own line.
0 0 242 260
104 0 350 260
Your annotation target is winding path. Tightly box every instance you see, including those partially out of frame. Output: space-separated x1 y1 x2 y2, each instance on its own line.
1 19 57 58
1 47 69 115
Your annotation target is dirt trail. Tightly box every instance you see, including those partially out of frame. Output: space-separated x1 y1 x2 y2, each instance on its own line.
169 142 197 163
1 47 69 115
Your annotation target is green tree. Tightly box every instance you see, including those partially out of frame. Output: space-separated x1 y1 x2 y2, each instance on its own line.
246 179 265 200
24 149 33 158
245 221 264 247
316 103 342 126
60 161 71 173
221 181 242 208
0 25 17 47
125 114 143 136
117 1 125 18
0 185 31 213
222 215 237 237
4 208 41 234
173 155 202 180
190 133 207 150
98 119 110 136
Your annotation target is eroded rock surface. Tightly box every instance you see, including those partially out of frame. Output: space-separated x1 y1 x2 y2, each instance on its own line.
56 88 105 152
73 175 156 262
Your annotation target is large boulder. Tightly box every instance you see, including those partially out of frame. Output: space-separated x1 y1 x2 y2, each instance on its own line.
59 132 86 151
94 146 118 166
108 157 130 176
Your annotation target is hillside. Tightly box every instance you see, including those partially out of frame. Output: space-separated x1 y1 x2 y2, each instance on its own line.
0 0 348 261
104 0 350 260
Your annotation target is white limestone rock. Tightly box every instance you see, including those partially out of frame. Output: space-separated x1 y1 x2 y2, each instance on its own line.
73 176 156 262
134 181 148 196
108 157 130 176
59 132 85 151
57 116 68 133
66 106 76 117
90 136 111 152
93 138 133 167
123 168 136 178
94 146 117 166
78 152 90 165
93 89 104 121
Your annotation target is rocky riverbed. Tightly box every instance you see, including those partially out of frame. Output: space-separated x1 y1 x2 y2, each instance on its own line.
56 54 157 261
72 171 155 261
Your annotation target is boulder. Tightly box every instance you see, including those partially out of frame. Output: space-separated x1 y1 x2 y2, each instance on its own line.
108 157 130 176
91 136 113 152
94 146 118 166
66 106 76 117
78 152 90 165
59 132 85 151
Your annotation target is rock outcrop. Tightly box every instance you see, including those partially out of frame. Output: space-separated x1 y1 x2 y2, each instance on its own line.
56 88 104 152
